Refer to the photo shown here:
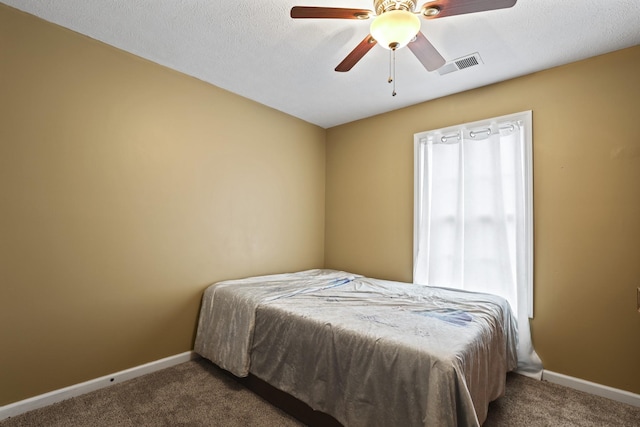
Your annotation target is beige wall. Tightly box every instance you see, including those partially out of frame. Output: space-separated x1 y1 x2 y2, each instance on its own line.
325 46 640 394
0 5 325 405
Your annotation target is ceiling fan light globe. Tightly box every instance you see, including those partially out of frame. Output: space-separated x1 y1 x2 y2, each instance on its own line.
370 10 421 50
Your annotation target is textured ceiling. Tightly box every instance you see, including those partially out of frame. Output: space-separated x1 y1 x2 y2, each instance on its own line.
3 0 639 128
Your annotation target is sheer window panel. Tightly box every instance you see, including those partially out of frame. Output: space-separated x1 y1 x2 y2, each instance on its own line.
413 111 541 377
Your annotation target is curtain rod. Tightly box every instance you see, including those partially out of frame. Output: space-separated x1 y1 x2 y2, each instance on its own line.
438 123 517 143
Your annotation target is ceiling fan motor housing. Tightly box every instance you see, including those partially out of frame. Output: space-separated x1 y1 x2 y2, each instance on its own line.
374 0 417 15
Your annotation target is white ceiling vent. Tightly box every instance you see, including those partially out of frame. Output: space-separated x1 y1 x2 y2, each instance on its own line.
438 53 483 75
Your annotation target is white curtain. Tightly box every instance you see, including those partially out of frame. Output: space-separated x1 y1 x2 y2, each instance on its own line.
414 116 542 378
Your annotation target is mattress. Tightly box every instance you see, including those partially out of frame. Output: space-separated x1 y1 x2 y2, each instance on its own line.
195 269 517 427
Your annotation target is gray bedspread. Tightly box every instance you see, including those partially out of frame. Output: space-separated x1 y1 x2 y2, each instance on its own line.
195 269 518 427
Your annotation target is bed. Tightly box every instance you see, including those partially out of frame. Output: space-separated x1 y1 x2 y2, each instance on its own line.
194 269 517 427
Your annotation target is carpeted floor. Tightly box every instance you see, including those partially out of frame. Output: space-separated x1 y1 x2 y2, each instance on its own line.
484 373 640 426
2 357 639 426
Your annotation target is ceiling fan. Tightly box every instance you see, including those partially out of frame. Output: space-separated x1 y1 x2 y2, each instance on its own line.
291 0 517 73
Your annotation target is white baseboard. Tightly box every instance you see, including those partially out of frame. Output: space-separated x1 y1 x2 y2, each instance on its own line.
543 370 640 408
0 351 198 421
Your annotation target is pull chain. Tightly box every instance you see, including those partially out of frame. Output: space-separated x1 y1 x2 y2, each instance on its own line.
388 48 397 96
392 48 397 96
388 49 393 84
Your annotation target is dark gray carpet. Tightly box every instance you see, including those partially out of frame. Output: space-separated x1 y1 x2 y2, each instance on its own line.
2 357 639 426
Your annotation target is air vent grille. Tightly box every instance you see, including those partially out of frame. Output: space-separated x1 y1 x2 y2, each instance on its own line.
455 55 479 69
438 53 483 75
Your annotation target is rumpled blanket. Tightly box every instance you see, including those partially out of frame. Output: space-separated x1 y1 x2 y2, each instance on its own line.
194 269 362 376
195 270 517 427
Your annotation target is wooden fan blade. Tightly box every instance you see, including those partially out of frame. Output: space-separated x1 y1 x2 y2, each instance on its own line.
291 6 373 19
335 35 378 72
421 0 517 19
407 31 446 71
